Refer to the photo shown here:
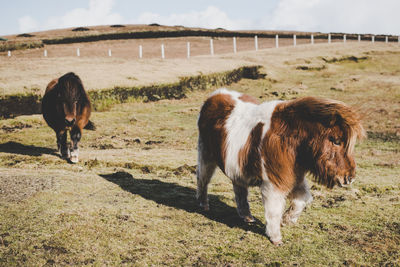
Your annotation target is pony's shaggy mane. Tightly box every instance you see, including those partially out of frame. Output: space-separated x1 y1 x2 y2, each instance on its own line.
276 97 365 155
56 72 89 104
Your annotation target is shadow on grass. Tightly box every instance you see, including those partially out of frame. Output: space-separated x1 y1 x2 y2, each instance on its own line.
0 141 57 156
100 171 265 236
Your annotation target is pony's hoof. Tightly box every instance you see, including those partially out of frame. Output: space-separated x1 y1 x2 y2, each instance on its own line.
281 214 297 226
199 203 209 211
272 240 283 246
70 156 79 164
243 215 255 223
61 150 70 160
70 149 79 164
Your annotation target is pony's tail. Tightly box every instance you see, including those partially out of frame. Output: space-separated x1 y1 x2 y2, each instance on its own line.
84 120 96 130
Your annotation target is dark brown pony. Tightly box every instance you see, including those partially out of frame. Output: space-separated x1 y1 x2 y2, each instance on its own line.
42 72 93 163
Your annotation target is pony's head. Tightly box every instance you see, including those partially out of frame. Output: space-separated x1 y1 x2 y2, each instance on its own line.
309 123 360 188
303 98 364 188
55 72 86 127
280 97 365 188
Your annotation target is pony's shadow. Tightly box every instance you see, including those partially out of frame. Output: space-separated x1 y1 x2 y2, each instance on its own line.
100 171 265 236
0 141 57 157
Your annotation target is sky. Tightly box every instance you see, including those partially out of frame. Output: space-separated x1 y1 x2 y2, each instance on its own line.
1 0 400 36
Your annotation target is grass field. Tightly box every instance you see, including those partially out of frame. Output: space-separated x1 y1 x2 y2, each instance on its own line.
0 42 399 266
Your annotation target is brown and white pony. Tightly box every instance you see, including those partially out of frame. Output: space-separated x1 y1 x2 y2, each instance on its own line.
197 88 364 245
42 72 93 163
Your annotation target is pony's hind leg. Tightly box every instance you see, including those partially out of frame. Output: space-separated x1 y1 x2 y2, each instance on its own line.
57 130 70 159
70 126 82 163
196 137 216 211
233 184 255 223
282 178 313 225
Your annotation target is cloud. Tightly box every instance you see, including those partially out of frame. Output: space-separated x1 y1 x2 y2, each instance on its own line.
45 0 122 29
262 0 400 35
17 0 122 33
18 16 39 33
134 6 252 30
132 2 400 34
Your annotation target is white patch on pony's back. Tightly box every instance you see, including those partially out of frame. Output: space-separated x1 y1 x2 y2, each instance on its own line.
211 88 282 181
210 88 242 98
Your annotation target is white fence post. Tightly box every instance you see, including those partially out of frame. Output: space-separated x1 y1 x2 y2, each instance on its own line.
210 39 214 56
275 35 279 48
358 35 361 42
255 35 258 51
139 45 143 59
44 49 47 57
328 33 331 43
311 34 314 44
7 50 11 57
293 34 296 46
161 44 165 59
108 49 112 57
343 34 346 43
187 42 190 59
372 35 375 43
385 36 388 43
77 48 80 57
233 37 237 53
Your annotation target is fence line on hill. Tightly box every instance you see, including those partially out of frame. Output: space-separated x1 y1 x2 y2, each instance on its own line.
3 34 400 59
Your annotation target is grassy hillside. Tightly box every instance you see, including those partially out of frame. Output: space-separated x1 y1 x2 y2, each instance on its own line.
0 47 399 265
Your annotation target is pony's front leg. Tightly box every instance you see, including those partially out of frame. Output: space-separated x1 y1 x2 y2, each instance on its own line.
57 130 70 159
70 126 82 163
260 180 286 246
282 179 313 225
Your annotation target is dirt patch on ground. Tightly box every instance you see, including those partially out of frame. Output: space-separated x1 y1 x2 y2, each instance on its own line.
172 164 197 176
322 55 369 63
296 64 326 71
367 131 400 142
0 172 57 202
0 122 32 132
